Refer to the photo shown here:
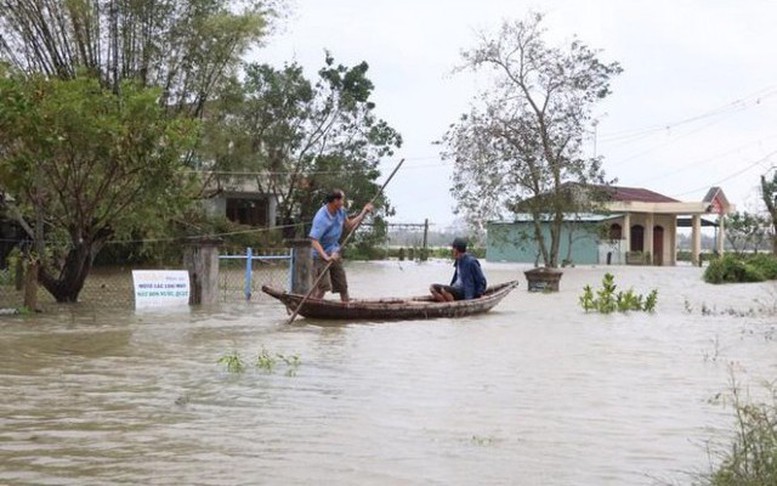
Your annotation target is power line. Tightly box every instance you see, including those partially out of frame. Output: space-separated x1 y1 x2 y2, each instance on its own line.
598 84 777 143
669 148 777 198
189 158 451 177
623 134 777 185
605 113 739 168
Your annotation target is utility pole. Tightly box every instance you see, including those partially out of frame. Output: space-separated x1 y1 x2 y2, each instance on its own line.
421 218 429 261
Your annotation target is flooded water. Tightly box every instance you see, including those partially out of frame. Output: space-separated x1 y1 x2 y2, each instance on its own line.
1 261 776 485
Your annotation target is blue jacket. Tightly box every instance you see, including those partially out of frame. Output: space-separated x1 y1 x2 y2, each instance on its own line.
450 253 487 299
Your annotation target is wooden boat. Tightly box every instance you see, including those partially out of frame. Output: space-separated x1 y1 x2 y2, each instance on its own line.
261 280 520 321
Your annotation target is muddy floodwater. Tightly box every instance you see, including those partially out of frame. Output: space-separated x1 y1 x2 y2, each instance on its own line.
1 261 776 485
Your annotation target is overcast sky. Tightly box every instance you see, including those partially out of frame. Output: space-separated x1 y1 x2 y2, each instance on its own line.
256 0 777 229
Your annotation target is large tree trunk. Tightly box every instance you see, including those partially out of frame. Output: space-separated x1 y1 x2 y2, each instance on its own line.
38 240 96 303
549 221 561 268
531 218 550 267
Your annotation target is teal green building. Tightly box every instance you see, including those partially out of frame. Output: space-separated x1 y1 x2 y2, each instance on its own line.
485 186 734 267
486 215 624 265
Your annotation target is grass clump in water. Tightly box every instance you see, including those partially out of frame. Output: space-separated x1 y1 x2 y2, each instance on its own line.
255 346 277 373
218 351 245 373
257 347 301 376
700 381 777 486
218 347 301 376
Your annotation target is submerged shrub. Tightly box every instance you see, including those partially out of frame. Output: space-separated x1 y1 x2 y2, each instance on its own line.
218 351 245 373
703 254 774 284
746 253 777 280
579 273 658 314
218 347 301 376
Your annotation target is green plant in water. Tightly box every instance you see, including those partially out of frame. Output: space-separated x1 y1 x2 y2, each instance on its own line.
643 290 658 313
278 353 302 377
616 288 643 312
470 434 497 446
218 351 245 373
256 346 277 372
218 347 301 376
700 379 777 486
579 273 658 314
255 347 302 376
595 273 618 313
580 285 595 311
16 306 33 316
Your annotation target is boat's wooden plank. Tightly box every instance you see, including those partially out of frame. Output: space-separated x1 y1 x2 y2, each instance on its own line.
260 280 519 321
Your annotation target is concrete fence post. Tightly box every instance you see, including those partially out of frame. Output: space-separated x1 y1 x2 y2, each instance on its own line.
183 237 222 305
287 239 312 295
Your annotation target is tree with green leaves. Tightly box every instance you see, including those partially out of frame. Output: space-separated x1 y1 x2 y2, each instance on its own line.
440 13 622 268
199 53 402 240
0 72 199 302
762 170 777 254
0 0 279 116
724 211 770 255
0 0 280 301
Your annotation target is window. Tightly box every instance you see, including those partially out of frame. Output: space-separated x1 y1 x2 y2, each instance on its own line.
609 223 622 240
226 197 267 226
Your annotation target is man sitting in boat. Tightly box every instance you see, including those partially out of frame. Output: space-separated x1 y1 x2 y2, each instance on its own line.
429 237 487 302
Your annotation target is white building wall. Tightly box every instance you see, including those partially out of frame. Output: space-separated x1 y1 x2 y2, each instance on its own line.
597 240 625 265
202 197 227 218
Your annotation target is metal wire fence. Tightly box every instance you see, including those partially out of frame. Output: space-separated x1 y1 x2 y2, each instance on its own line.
0 266 137 312
0 268 25 311
217 248 292 302
0 247 292 312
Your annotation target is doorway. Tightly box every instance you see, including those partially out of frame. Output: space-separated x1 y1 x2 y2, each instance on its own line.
630 225 644 252
653 226 664 266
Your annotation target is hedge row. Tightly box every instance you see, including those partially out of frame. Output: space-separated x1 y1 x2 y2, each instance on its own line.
703 253 777 284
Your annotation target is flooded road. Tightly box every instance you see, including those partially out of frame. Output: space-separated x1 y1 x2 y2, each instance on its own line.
1 261 776 485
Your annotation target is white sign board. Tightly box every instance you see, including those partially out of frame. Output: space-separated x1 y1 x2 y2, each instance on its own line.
132 270 190 309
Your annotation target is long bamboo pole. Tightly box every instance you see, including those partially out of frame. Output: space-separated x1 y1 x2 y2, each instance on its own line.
286 158 405 324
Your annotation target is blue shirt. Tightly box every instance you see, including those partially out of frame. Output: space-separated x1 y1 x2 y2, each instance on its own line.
450 253 487 299
309 205 347 257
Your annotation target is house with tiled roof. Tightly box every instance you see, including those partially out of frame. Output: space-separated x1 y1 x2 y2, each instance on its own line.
486 185 733 266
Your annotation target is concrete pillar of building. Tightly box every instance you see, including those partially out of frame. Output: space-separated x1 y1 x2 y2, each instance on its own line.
717 214 725 255
691 214 702 266
646 213 655 265
671 215 678 266
623 213 631 262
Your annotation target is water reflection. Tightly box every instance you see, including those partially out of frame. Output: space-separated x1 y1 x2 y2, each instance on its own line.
1 262 776 485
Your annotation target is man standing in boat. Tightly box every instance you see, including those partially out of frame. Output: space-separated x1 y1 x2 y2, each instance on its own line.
309 189 373 302
430 237 487 302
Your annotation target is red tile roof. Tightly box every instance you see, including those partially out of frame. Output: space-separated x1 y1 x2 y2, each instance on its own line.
602 185 679 203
